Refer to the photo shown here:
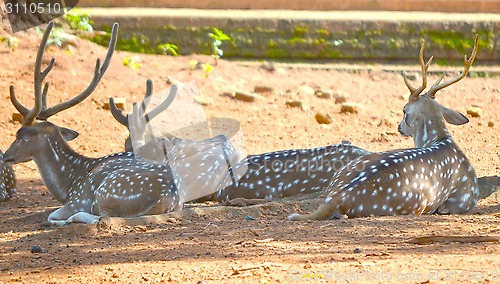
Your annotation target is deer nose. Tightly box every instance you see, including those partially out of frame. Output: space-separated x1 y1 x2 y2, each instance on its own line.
2 154 13 163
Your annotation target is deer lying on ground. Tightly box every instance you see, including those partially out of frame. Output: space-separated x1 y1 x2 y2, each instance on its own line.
289 36 479 221
3 22 183 225
199 142 372 202
109 80 243 202
0 151 16 202
110 81 372 203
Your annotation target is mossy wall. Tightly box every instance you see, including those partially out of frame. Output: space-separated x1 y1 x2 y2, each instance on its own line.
89 14 499 62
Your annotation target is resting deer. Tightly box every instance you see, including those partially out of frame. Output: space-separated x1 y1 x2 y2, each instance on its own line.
109 82 371 203
289 36 480 220
198 142 372 202
0 151 16 202
3 22 183 225
109 80 243 202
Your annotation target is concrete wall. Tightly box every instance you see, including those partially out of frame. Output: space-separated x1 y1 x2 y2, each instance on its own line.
79 0 500 13
87 9 500 62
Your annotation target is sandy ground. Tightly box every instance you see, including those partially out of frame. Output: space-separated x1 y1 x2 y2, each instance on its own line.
0 27 499 283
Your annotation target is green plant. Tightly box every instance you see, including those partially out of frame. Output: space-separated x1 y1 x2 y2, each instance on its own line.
158 43 179 56
208 27 231 64
123 56 142 70
65 9 93 32
200 63 213 78
47 27 67 48
0 36 19 49
189 59 199 69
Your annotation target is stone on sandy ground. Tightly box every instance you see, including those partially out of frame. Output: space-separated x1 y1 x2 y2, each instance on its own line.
194 96 214 105
488 121 494 127
285 100 303 108
315 112 333 124
478 176 500 199
333 90 350 103
103 97 126 110
254 85 274 94
298 85 315 96
315 90 333 99
224 91 264 102
166 75 180 85
467 106 482 117
260 61 275 72
11 112 22 123
341 102 364 114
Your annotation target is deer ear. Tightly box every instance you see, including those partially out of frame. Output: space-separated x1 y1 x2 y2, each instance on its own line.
441 106 469 125
59 127 79 141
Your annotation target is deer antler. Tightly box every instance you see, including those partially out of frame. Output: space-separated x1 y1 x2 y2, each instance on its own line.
109 80 179 126
403 41 434 101
10 21 55 125
427 35 479 99
10 21 119 125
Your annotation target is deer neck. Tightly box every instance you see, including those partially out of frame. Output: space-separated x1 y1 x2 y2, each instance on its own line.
413 117 452 148
31 134 96 204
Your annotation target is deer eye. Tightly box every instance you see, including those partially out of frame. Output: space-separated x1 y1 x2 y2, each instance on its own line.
404 113 411 127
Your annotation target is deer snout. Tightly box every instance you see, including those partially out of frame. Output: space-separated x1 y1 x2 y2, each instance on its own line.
2 152 14 163
398 122 410 137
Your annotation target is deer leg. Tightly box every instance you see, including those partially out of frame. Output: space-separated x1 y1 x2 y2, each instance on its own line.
436 182 479 214
47 205 79 226
288 194 344 221
65 212 101 224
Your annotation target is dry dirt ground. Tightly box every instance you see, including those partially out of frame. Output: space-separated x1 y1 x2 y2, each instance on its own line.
0 28 499 283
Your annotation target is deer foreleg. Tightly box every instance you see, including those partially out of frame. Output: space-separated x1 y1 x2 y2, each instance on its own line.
65 212 101 224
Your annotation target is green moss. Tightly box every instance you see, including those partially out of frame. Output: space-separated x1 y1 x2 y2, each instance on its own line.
317 29 328 35
293 26 309 37
421 29 491 54
268 39 277 48
264 48 288 58
314 38 326 45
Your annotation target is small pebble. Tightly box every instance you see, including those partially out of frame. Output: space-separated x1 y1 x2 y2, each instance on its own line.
260 61 275 72
103 97 126 110
11 112 22 123
467 106 482 117
333 90 350 103
234 91 264 102
194 96 213 106
254 85 274 93
298 85 315 96
31 245 42 254
166 75 180 85
488 121 494 127
341 102 364 114
354 248 362 253
286 100 303 108
315 113 333 124
315 90 333 99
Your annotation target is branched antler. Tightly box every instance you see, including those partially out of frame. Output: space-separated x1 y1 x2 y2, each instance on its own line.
427 35 479 99
10 21 119 125
109 80 179 126
403 41 434 100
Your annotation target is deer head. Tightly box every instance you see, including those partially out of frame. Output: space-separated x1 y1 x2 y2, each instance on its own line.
398 35 478 148
109 79 178 153
4 21 118 164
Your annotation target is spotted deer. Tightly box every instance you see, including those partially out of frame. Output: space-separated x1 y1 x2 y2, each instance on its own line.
109 82 371 203
109 80 243 202
199 142 372 202
0 151 16 202
3 22 183 225
289 36 479 221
